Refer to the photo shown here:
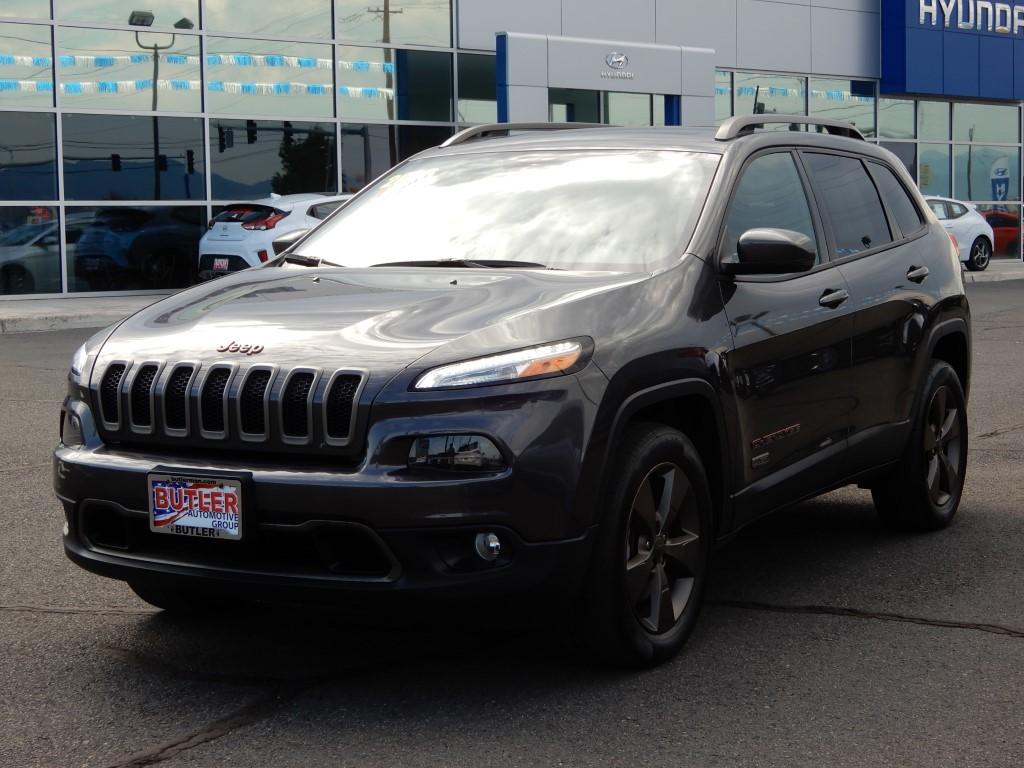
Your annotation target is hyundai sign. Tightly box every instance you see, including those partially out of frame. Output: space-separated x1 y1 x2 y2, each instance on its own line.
882 0 1024 99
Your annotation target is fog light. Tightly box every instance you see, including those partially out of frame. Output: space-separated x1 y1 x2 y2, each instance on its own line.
475 532 501 562
408 435 505 472
61 409 84 448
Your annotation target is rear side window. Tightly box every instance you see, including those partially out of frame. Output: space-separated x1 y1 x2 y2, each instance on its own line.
949 202 969 218
308 201 344 220
803 153 892 256
869 163 924 237
720 152 818 262
928 200 949 220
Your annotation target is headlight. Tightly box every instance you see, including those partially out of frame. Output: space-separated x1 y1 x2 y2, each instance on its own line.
70 342 90 384
414 340 586 390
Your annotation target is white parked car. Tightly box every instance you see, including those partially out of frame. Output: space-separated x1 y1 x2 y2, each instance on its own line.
925 196 994 271
198 193 351 280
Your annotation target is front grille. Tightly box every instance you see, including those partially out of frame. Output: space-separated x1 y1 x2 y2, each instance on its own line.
282 372 316 438
100 363 126 424
200 368 232 434
93 361 363 456
130 365 158 427
164 366 194 431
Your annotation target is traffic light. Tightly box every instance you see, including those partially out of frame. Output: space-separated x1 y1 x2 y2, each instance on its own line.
217 126 234 152
111 153 121 171
246 119 258 144
157 154 168 172
186 149 195 174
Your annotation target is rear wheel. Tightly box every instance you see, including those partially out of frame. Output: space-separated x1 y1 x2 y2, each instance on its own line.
577 423 712 667
871 361 967 531
966 237 991 271
0 265 34 294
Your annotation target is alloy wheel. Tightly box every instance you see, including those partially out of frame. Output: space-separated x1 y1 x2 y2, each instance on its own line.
923 385 963 507
624 462 702 634
972 240 991 269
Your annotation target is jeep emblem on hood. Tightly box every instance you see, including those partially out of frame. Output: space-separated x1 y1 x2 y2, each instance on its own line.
216 341 264 355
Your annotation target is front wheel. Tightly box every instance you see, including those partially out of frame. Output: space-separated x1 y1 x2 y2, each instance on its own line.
871 361 968 531
966 237 991 271
577 423 712 667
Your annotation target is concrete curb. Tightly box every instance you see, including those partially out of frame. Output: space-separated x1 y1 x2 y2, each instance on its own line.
962 266 1024 283
0 295 167 335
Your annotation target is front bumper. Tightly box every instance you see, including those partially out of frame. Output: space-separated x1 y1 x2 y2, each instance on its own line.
54 445 595 601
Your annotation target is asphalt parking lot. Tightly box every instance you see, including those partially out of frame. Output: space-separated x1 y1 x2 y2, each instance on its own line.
2 281 1022 768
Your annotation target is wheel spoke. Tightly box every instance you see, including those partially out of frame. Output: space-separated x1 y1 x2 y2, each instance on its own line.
632 479 658 536
926 455 941 500
653 564 676 633
939 409 960 444
625 551 655 606
657 466 689 533
662 531 701 576
939 450 957 494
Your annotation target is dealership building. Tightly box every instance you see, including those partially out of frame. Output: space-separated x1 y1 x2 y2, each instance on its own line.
0 0 1022 296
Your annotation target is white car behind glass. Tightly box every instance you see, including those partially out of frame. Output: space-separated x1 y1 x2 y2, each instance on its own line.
198 193 351 280
925 196 994 271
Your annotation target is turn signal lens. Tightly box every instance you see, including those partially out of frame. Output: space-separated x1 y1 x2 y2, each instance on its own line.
414 340 585 390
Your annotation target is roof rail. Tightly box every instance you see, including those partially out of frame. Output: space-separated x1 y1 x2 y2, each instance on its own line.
715 115 864 142
440 122 608 148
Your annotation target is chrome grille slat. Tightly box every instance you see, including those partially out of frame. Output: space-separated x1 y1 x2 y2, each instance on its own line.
129 364 159 428
164 365 196 433
199 367 232 437
100 363 127 426
281 370 317 441
238 367 274 439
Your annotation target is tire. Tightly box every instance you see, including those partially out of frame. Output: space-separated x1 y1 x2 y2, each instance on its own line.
871 361 968 531
0 265 34 294
129 581 228 613
966 237 991 271
576 423 712 667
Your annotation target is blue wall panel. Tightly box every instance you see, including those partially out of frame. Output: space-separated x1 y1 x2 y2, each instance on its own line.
882 0 1024 101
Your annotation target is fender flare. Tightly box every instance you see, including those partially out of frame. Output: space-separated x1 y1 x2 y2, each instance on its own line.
924 315 971 398
597 377 733 535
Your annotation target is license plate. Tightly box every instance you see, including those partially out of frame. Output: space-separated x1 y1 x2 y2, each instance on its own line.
212 257 230 271
148 473 242 540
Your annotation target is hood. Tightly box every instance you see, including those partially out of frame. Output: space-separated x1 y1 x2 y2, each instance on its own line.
93 264 647 389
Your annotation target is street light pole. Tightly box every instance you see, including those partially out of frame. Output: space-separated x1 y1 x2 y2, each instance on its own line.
130 14 193 201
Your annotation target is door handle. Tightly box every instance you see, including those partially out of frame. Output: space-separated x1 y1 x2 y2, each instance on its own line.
819 288 849 308
907 265 930 283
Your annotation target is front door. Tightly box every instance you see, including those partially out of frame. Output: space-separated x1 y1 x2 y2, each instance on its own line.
717 150 857 526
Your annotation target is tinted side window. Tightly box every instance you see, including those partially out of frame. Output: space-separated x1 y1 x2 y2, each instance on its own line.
804 153 892 256
309 201 344 220
949 203 968 218
869 163 924 237
720 152 818 262
928 200 949 220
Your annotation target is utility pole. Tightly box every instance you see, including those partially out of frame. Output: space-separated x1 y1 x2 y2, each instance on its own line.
367 2 402 119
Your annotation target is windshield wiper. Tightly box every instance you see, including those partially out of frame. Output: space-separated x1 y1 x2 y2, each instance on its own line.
280 253 345 268
371 259 553 269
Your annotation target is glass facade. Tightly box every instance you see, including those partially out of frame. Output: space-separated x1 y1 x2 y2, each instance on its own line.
3 8 1024 296
0 2 466 294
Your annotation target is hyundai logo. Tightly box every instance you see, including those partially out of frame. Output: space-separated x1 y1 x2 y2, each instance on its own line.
605 52 629 70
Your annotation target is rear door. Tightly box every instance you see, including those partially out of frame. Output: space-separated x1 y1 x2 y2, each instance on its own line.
801 152 941 470
718 150 857 526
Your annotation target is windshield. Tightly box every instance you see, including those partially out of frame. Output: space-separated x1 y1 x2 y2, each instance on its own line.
295 149 719 272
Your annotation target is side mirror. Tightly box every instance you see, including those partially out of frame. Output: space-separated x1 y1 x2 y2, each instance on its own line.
722 228 817 276
272 228 309 256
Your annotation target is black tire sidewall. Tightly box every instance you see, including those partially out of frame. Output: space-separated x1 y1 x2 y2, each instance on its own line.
967 237 991 271
585 424 713 666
